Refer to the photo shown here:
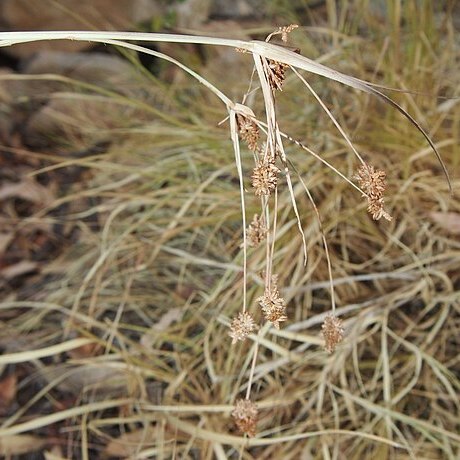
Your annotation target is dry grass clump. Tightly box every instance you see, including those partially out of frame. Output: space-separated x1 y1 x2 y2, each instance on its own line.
0 2 459 459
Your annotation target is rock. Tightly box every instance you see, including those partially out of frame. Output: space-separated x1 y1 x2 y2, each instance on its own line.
175 0 212 29
9 51 145 150
210 0 266 18
0 0 164 59
23 51 143 90
23 93 135 150
197 20 251 90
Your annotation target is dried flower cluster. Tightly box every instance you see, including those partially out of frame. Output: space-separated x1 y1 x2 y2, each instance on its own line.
232 398 258 437
321 313 344 353
354 163 392 221
251 159 280 196
257 276 287 329
263 24 298 91
279 24 299 42
267 59 289 91
266 24 299 43
236 114 260 151
246 214 267 247
229 311 258 344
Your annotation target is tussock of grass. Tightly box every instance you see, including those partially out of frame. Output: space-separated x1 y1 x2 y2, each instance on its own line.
0 2 459 458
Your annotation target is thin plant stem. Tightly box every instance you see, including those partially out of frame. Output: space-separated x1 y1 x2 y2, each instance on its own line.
230 110 247 312
245 333 260 400
270 188 279 279
294 168 337 313
291 66 366 165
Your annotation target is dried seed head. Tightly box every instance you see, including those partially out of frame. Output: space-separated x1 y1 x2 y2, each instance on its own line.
229 311 258 344
322 314 344 353
251 160 280 196
266 24 299 43
280 24 299 42
354 163 392 221
367 197 392 221
267 59 289 91
247 214 267 248
257 276 287 329
232 398 258 437
236 114 260 151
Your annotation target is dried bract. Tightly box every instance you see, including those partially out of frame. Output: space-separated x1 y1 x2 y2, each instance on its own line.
257 276 287 329
229 311 258 344
232 398 258 437
236 114 260 151
251 159 280 196
322 313 344 353
247 214 267 247
354 163 392 221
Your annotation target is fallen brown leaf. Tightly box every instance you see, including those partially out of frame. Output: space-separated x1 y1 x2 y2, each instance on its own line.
0 373 17 413
43 364 129 396
43 446 67 460
104 425 157 457
0 233 14 255
1 260 38 280
0 434 47 455
0 177 54 206
141 306 184 349
429 212 460 235
67 340 102 359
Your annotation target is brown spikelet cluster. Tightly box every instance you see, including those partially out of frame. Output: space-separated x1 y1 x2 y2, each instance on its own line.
267 59 289 91
229 311 258 344
322 313 344 353
236 114 260 151
279 24 299 42
232 398 258 437
266 24 299 43
251 159 280 196
354 163 392 221
247 214 267 247
257 276 287 329
263 23 298 91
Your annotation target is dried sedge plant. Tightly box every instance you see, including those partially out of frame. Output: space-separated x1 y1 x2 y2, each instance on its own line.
229 18 450 437
354 163 392 221
231 19 440 435
232 398 258 437
230 27 300 436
